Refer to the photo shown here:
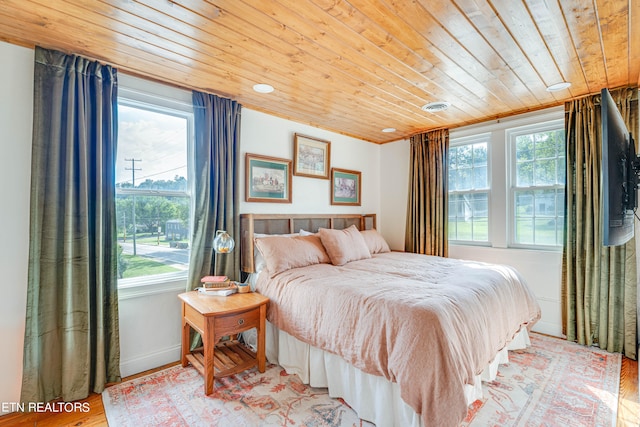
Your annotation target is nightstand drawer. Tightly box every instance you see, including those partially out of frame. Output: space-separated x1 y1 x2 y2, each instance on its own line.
214 308 259 336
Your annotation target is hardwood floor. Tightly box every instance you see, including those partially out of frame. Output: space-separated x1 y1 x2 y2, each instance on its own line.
619 356 640 427
0 393 107 427
1 358 638 427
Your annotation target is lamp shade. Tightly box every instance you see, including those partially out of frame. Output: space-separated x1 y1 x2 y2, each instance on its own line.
213 230 235 254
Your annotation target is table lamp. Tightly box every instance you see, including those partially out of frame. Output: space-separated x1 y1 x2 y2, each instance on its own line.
213 230 235 276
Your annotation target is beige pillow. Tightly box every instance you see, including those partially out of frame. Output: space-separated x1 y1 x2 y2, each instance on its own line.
253 232 298 273
318 225 371 266
254 235 329 277
360 229 391 254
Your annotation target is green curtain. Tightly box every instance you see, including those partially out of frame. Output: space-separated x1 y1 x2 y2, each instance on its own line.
562 87 638 360
405 129 449 257
187 91 241 291
21 47 121 404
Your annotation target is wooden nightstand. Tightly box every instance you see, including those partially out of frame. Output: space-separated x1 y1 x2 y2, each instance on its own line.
178 290 269 395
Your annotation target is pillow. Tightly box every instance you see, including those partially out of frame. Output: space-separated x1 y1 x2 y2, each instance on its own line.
317 225 371 266
360 229 391 254
253 232 298 273
254 235 330 277
299 229 315 236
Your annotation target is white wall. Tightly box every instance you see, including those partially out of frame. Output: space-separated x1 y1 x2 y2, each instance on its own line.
240 109 381 217
0 42 33 412
379 139 410 250
117 280 185 377
379 109 566 337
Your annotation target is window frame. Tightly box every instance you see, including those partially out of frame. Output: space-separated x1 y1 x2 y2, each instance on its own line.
507 119 565 250
116 93 195 291
447 133 492 245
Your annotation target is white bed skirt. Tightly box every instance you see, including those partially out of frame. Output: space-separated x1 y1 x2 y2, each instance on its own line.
246 322 531 427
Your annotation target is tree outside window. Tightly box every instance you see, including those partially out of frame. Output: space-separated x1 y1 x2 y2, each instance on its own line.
448 138 490 243
115 102 192 281
510 124 565 247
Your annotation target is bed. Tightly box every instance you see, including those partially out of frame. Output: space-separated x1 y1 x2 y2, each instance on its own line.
239 213 541 427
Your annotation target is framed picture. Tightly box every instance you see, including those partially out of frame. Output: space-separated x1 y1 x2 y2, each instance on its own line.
331 168 361 206
293 134 331 179
245 153 292 203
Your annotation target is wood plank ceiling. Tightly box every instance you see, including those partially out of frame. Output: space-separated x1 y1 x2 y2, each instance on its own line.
0 0 638 144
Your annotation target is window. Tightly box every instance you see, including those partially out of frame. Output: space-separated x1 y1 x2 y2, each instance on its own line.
448 136 490 243
115 100 193 284
448 108 565 250
509 121 565 247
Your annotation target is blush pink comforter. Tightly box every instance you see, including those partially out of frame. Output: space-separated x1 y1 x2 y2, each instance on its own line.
256 252 541 427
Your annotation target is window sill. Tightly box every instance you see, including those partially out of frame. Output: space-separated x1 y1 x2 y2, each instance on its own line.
449 243 563 260
449 242 562 253
448 240 492 248
506 244 563 253
118 273 188 300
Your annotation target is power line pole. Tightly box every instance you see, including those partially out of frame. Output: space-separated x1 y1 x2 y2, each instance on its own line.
156 207 160 246
126 158 142 255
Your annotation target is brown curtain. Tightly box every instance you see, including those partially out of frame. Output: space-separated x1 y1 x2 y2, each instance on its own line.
562 87 638 359
405 129 449 256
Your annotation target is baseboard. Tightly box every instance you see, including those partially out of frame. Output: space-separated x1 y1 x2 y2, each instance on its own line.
119 345 181 378
531 320 562 338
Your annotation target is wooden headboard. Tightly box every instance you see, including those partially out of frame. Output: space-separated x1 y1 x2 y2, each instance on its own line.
240 213 377 273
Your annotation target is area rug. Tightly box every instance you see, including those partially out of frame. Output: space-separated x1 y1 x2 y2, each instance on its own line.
102 362 370 427
103 334 621 426
463 333 621 427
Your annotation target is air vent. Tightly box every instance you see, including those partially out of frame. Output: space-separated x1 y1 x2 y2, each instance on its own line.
421 101 450 113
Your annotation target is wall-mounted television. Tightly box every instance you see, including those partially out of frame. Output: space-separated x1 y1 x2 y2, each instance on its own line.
601 87 638 246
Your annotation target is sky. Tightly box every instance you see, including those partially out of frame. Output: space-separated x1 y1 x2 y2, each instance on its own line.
116 104 188 186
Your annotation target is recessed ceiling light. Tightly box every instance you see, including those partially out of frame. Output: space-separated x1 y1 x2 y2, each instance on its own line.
253 83 274 94
546 82 571 92
421 101 450 113
382 128 396 133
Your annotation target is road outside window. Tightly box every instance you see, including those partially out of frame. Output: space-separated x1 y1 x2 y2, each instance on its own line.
115 101 192 283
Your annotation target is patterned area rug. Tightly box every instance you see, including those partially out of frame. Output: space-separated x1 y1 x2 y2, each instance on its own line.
102 363 368 427
103 334 621 426
463 333 621 427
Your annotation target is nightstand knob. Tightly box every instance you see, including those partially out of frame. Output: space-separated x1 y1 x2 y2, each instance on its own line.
238 318 245 325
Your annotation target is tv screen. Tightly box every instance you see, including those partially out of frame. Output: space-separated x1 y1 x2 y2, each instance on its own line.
601 88 636 246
